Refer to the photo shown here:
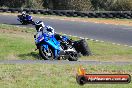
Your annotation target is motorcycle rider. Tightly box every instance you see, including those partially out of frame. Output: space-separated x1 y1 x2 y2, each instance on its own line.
21 11 32 21
35 21 55 35
35 21 73 49
34 21 77 60
21 11 27 20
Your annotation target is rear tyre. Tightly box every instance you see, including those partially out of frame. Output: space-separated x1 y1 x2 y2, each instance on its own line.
39 45 54 60
73 39 91 56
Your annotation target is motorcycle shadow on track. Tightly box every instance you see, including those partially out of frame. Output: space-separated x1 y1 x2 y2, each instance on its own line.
3 23 22 26
18 52 42 60
3 22 34 26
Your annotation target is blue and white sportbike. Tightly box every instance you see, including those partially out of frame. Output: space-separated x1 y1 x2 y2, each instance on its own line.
34 30 79 61
17 14 34 25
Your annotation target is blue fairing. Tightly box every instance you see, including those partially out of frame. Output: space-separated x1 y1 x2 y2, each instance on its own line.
26 15 32 20
35 32 62 58
42 44 49 51
36 33 61 50
17 15 33 23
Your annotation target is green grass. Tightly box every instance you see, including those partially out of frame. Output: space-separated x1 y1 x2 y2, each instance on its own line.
86 41 132 61
0 34 37 60
0 24 35 33
0 24 132 88
0 64 132 88
0 24 132 61
0 24 37 60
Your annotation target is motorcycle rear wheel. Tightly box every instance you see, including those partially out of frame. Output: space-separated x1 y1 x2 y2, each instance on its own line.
73 39 91 56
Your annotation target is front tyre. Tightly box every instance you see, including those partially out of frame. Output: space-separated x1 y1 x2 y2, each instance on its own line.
39 45 54 60
68 52 78 61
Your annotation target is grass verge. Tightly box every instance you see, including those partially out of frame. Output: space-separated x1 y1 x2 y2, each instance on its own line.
0 24 132 88
0 64 132 88
0 24 132 61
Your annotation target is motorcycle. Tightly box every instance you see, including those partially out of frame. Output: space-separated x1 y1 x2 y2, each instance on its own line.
34 31 79 61
54 34 92 56
17 15 34 25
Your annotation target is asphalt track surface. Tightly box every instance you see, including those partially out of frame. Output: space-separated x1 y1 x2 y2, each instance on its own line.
0 60 132 65
0 14 132 65
0 14 132 45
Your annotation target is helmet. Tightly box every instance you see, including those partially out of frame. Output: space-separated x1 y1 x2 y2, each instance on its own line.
22 11 26 15
35 21 45 31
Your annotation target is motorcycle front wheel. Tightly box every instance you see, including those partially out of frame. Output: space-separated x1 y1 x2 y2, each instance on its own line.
39 45 54 60
68 52 78 61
